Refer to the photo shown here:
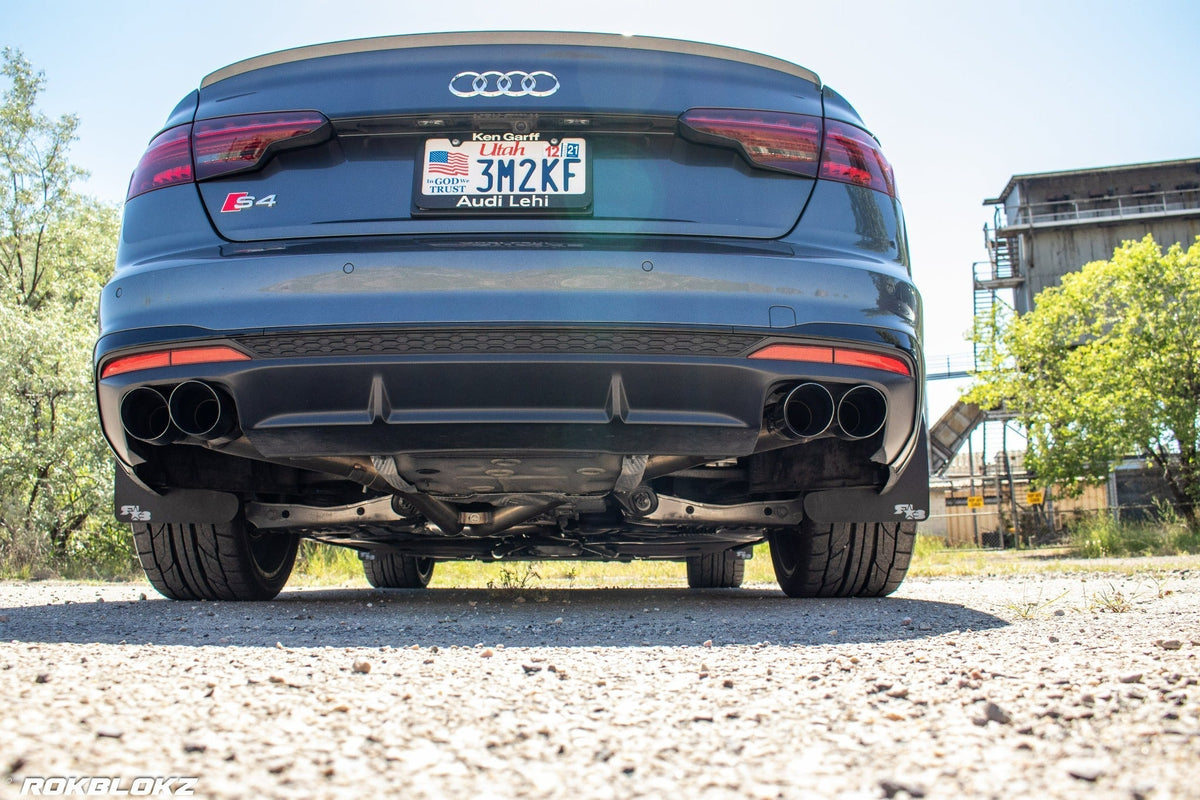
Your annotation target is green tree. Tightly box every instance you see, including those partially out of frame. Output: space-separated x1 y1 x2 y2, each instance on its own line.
968 234 1200 522
0 48 127 573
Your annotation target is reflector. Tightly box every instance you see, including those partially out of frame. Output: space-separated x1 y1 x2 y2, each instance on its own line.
101 346 250 379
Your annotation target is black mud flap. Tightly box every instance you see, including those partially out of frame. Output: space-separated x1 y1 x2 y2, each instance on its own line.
802 427 930 524
113 465 240 525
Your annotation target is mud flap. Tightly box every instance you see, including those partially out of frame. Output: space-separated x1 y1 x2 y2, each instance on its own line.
113 464 240 525
802 427 930 524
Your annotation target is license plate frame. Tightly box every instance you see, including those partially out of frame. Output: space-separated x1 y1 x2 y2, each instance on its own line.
413 136 591 214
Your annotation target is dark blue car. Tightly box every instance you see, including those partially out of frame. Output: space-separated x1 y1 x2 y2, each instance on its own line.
95 33 927 600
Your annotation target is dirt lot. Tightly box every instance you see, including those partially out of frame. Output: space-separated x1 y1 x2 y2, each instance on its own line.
2 564 1197 799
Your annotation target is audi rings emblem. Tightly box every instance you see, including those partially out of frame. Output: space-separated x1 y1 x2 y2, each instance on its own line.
449 70 560 98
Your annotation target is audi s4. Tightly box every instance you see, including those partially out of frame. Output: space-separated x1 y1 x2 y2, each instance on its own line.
95 32 928 600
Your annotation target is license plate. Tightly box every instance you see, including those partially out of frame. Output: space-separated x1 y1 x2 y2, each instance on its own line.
414 136 590 213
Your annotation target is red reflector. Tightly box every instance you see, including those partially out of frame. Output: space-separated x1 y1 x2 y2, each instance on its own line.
749 344 910 376
193 112 329 180
820 120 896 197
127 125 193 200
833 349 910 376
680 110 822 177
747 344 833 363
100 346 250 379
100 352 171 378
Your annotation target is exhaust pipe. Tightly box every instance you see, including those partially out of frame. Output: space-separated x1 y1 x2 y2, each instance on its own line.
120 387 177 445
168 381 237 441
771 382 835 440
836 385 887 440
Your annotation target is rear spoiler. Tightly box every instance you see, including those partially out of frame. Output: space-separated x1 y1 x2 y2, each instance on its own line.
202 32 821 89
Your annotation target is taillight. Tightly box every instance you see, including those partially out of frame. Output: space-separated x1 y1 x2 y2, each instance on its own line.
680 110 822 177
127 125 193 200
821 120 896 197
126 112 330 201
193 112 329 180
679 109 897 197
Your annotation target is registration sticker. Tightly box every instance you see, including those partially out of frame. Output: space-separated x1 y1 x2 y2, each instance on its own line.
415 135 591 212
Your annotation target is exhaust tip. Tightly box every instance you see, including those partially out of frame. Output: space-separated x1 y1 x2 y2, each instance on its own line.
837 385 888 440
776 382 836 440
168 381 236 440
120 387 177 445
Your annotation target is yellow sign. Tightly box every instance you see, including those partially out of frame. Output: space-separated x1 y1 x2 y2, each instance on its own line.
1026 490 1045 505
966 495 985 509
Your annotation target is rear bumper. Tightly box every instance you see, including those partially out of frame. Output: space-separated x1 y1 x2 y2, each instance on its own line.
97 325 922 469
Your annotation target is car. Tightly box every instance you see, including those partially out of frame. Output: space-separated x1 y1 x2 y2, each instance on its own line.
94 32 927 601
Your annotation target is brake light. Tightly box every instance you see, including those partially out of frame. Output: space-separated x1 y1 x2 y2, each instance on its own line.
100 346 250 380
126 112 330 201
126 125 193 200
821 120 896 197
749 343 910 376
680 110 821 177
679 109 896 197
193 112 329 180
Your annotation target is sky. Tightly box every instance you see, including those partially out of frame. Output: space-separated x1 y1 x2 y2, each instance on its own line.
7 0 1200 424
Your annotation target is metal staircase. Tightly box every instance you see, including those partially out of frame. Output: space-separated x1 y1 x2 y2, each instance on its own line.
929 400 986 475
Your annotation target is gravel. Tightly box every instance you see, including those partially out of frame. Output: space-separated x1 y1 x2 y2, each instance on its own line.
1 568 1197 799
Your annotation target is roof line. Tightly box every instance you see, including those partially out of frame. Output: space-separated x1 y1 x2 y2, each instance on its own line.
986 157 1200 205
201 31 821 89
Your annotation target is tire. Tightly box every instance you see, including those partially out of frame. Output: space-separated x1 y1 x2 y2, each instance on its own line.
363 553 435 589
769 519 915 598
132 516 298 601
686 550 745 588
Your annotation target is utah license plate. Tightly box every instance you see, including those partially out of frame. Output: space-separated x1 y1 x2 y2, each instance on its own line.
415 136 590 212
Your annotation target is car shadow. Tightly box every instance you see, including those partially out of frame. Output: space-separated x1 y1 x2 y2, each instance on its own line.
0 584 1007 649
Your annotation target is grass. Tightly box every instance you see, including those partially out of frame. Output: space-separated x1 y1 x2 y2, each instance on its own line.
292 541 781 589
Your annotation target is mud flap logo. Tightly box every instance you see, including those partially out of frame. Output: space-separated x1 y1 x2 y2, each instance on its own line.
893 504 927 521
120 505 152 522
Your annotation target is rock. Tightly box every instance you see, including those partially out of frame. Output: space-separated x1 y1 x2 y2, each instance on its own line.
352 659 372 674
1119 673 1143 684
1155 639 1183 650
880 778 927 798
1065 759 1105 782
984 701 1012 724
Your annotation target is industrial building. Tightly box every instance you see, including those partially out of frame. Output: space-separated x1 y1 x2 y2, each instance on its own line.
927 158 1200 542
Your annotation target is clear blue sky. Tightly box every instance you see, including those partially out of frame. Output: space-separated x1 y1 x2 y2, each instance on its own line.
7 0 1200 419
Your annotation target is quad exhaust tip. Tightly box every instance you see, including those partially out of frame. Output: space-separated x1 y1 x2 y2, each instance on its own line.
836 384 888 440
120 381 238 444
119 387 177 446
769 382 888 442
776 382 835 440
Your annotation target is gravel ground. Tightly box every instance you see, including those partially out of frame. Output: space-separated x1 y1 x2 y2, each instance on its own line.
1 565 1198 799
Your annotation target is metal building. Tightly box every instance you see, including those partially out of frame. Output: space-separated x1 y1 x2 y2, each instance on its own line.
931 158 1200 517
977 157 1200 317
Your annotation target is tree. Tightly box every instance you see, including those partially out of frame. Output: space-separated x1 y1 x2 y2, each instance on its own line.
968 234 1200 523
0 48 126 573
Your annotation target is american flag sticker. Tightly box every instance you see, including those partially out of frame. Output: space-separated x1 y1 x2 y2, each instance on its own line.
427 150 469 176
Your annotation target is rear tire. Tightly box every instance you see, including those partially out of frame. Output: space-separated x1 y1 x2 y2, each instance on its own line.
363 553 435 589
769 519 915 597
132 516 298 601
686 550 745 588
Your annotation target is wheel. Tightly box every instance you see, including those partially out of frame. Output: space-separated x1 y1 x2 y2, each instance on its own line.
768 519 915 598
686 550 745 588
132 516 298 601
363 553 435 588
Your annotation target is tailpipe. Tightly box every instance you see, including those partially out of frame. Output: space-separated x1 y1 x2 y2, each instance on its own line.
771 382 835 440
836 385 888 440
120 387 177 445
168 381 237 441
